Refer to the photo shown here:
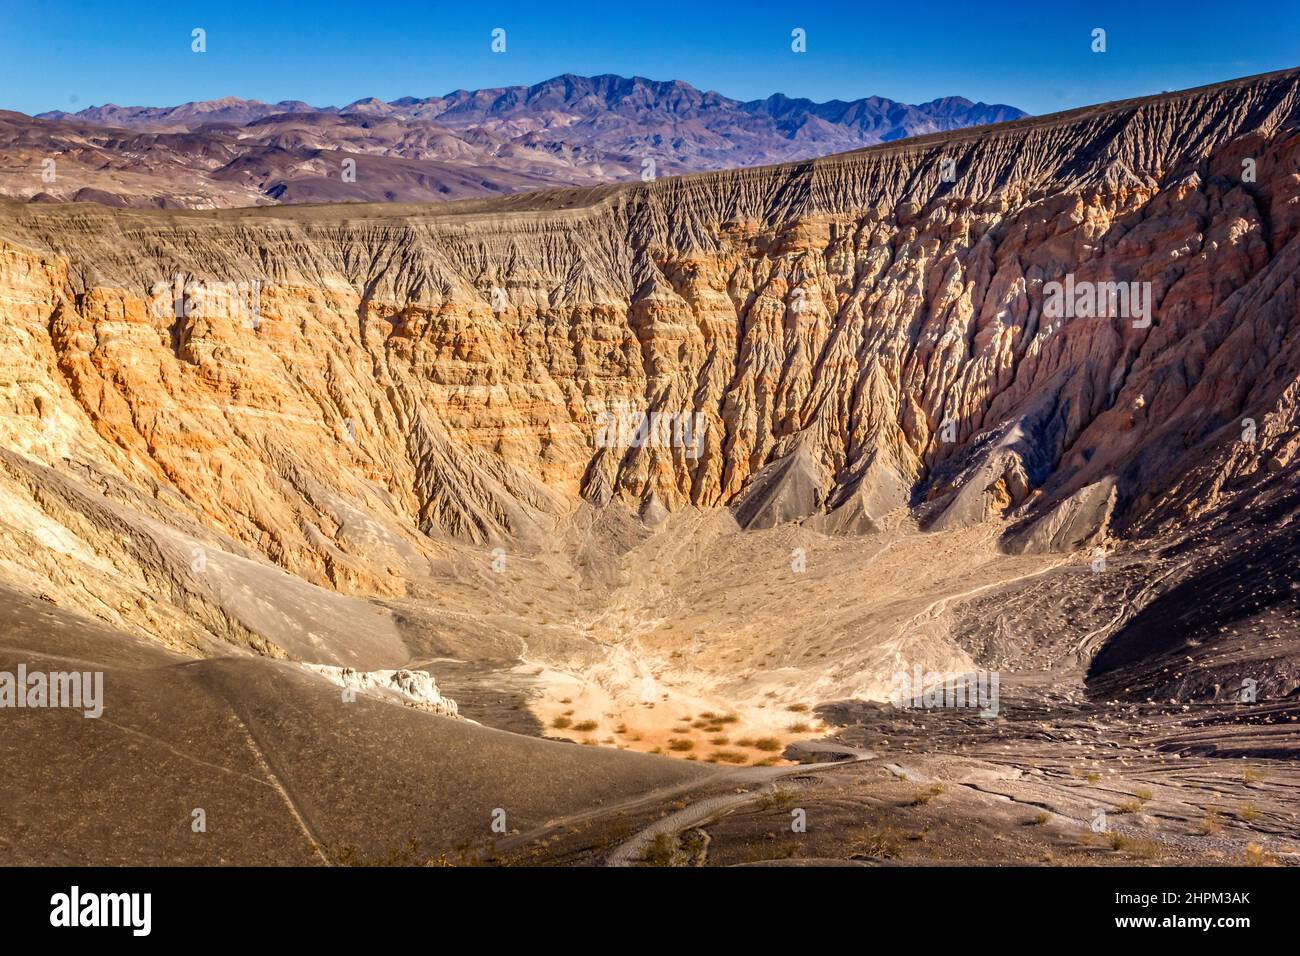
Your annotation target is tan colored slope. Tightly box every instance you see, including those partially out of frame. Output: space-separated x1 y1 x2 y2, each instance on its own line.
0 585 713 865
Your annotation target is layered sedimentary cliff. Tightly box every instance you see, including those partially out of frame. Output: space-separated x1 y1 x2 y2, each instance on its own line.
1 68 1299 666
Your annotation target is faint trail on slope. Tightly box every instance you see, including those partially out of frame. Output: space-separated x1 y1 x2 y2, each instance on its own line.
201 674 333 866
1069 562 1183 659
229 713 332 865
97 718 279 790
877 558 1071 656
604 748 876 866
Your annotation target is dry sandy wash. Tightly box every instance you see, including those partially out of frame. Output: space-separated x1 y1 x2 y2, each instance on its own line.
0 68 1299 865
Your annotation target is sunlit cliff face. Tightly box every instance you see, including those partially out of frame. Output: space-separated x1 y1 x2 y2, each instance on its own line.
0 71 1297 720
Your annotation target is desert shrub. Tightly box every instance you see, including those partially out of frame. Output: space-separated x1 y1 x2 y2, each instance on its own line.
1107 833 1162 859
759 786 798 810
907 784 944 807
641 833 677 866
848 826 902 859
1243 843 1279 866
709 750 748 764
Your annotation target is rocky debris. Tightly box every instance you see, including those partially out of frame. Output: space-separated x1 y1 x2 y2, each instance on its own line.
301 664 462 718
1005 478 1117 554
732 446 827 529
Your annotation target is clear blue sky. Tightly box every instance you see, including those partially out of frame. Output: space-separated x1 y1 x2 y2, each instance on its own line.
2 0 1297 117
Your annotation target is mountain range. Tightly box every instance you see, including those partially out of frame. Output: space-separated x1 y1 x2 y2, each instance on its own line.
0 73 1024 208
